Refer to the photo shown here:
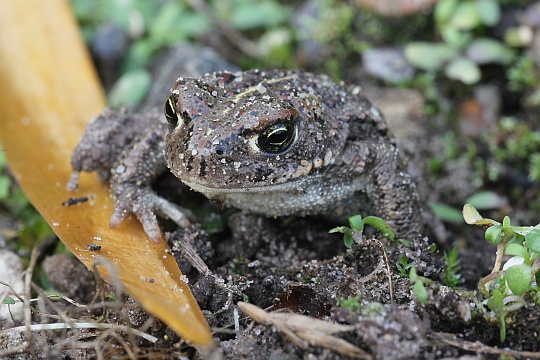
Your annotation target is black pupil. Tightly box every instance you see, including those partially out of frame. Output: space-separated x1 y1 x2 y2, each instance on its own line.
164 95 179 127
257 123 295 154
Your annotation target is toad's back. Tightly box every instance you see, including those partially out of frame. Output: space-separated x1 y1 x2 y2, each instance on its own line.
70 69 423 241
164 70 423 236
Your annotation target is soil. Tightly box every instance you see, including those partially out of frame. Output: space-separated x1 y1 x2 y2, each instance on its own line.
3 9 540 359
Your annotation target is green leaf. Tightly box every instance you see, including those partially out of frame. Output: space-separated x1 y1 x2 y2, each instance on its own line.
344 233 355 248
363 216 395 240
485 225 503 244
435 0 459 24
404 42 457 71
440 25 473 48
465 191 503 210
525 229 540 253
413 281 428 304
329 226 350 234
149 3 211 45
429 202 464 223
230 1 291 30
463 204 482 223
463 204 500 226
512 226 534 236
466 38 513 65
487 288 504 313
107 0 140 29
409 266 418 282
398 253 409 266
475 0 500 26
450 1 481 30
503 216 511 228
488 288 508 343
444 57 481 84
348 215 364 232
108 69 152 107
4 296 15 305
505 263 531 296
505 244 528 259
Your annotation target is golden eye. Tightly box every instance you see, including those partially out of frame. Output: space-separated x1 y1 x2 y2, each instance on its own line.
256 122 297 154
164 95 179 127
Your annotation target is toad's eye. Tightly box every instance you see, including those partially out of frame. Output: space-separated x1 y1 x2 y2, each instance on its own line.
256 122 297 154
164 95 179 128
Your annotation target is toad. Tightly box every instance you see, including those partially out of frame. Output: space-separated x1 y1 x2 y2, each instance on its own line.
68 69 423 242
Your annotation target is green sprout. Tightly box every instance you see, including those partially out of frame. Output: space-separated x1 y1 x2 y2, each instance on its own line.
396 253 413 278
337 295 363 313
442 245 462 288
404 0 513 84
463 204 540 341
329 215 395 248
409 265 434 305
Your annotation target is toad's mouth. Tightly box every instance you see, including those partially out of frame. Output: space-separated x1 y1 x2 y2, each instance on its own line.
180 176 312 197
176 158 318 195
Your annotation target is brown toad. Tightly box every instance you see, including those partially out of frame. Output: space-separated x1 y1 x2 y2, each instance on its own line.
69 69 423 242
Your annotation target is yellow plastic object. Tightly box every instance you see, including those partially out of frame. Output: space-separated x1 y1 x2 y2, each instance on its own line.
0 0 211 345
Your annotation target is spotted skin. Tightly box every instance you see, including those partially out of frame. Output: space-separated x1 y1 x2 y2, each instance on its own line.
69 69 423 242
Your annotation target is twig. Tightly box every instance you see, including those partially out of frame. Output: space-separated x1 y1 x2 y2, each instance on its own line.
178 235 211 276
24 248 38 359
0 322 158 343
375 239 394 304
428 332 540 358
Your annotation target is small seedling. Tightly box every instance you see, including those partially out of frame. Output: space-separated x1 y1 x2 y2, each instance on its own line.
463 204 540 342
409 265 434 305
442 245 462 288
337 296 363 313
396 253 413 278
329 215 396 248
230 255 247 277
404 0 513 84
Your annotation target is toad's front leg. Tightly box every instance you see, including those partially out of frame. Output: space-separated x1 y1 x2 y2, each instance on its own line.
69 109 193 243
107 130 193 242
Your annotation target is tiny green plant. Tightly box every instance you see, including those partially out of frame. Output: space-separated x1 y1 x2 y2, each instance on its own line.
404 0 513 84
3 296 15 305
329 215 396 248
299 273 317 284
337 295 363 313
463 204 540 342
396 253 413 278
442 245 462 288
230 255 246 277
409 265 434 305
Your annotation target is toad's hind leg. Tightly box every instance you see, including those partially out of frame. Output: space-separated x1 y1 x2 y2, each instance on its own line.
367 145 424 239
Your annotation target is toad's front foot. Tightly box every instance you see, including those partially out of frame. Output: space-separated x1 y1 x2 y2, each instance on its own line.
109 185 194 243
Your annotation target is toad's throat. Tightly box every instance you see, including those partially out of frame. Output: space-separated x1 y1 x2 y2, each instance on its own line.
181 176 360 217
